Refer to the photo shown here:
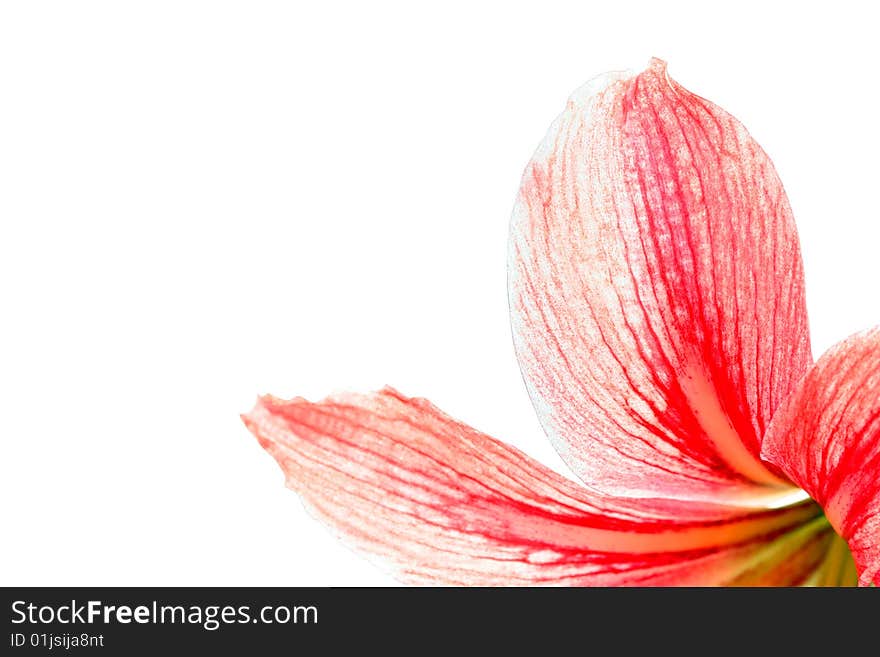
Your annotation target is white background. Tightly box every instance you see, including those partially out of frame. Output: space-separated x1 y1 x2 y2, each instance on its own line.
2 1 878 586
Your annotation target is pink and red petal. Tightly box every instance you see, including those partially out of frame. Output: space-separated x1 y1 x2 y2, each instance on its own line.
508 59 812 502
244 387 824 585
762 327 880 586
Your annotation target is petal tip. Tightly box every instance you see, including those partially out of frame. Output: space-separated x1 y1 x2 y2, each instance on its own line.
647 56 668 73
640 56 673 87
241 397 286 453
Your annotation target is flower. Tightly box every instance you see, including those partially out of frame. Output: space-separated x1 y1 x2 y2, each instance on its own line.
242 58 879 586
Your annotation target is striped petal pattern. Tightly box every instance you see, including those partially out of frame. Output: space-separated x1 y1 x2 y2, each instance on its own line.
244 388 825 585
762 328 880 586
508 59 810 502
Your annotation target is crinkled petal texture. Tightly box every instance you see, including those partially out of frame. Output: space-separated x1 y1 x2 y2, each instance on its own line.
762 328 880 586
244 388 828 585
509 59 811 503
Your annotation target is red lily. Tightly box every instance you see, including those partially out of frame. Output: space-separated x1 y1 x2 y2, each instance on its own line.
243 59 879 586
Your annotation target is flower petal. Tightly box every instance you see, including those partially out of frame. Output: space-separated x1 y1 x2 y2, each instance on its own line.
761 328 880 586
508 59 811 502
244 387 823 585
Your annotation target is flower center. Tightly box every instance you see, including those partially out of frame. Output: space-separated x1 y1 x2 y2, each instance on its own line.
730 511 857 586
804 526 858 586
